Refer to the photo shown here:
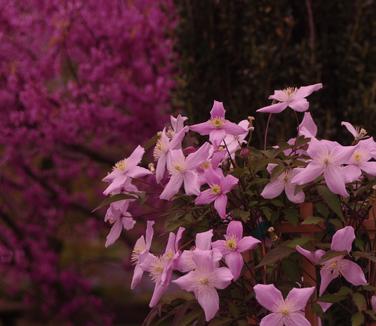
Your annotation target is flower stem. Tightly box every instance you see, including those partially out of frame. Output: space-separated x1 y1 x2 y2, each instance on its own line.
263 113 272 150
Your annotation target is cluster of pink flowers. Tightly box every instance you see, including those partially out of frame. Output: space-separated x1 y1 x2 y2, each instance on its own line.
101 83 376 323
0 0 176 322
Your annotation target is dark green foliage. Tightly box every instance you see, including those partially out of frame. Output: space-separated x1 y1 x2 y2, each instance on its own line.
173 0 375 146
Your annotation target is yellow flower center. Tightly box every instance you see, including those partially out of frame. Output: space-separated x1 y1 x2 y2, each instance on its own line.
281 308 290 316
174 164 184 172
226 237 237 250
114 159 127 172
150 259 164 283
153 139 166 160
199 277 210 286
211 184 221 194
353 152 362 163
200 161 211 170
211 117 225 128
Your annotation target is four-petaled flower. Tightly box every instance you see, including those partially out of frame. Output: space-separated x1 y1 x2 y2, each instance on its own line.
190 100 247 147
212 221 260 279
173 249 233 321
195 168 239 218
254 284 315 326
257 83 323 114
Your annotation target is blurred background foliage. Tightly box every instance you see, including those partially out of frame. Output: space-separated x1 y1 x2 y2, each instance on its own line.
173 0 375 147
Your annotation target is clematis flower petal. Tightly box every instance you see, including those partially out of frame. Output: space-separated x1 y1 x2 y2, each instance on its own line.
331 226 355 253
189 121 213 135
126 145 145 168
342 165 361 183
291 162 323 185
160 173 184 200
221 174 239 193
183 170 200 196
285 287 315 311
259 313 284 326
196 287 220 322
296 245 325 265
210 129 227 147
210 100 225 118
341 121 358 138
131 264 144 290
196 230 214 250
214 194 228 218
186 142 211 169
294 83 323 99
105 220 123 248
212 267 234 288
371 295 376 311
285 181 305 203
298 112 317 138
173 271 196 292
155 154 167 183
224 252 243 280
253 284 284 312
319 268 338 295
360 161 376 176
223 121 247 135
323 165 348 197
257 102 288 114
284 312 311 326
261 178 285 199
237 236 261 252
289 98 309 112
340 259 367 286
122 217 136 230
227 221 243 239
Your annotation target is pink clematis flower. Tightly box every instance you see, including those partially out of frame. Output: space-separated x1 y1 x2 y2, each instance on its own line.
296 226 367 295
253 284 315 326
103 145 151 195
345 139 376 177
141 227 185 307
261 164 305 204
195 168 238 218
130 220 155 289
153 126 188 183
160 143 211 200
173 249 233 321
257 83 323 114
291 138 355 197
212 221 260 279
190 100 247 147
104 200 135 247
296 246 326 265
222 119 250 156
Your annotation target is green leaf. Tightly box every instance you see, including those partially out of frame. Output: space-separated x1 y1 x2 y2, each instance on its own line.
284 207 300 225
256 245 294 268
92 193 139 212
319 286 352 303
285 236 313 249
353 293 367 311
353 251 376 263
315 202 329 218
302 216 324 225
317 185 344 221
352 312 364 326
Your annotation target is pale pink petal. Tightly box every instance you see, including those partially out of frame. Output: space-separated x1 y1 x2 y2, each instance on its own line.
212 266 234 288
294 83 323 99
323 166 348 197
285 287 315 311
291 162 323 185
285 182 305 203
342 165 361 183
266 163 278 175
183 171 200 196
253 284 284 312
298 112 317 138
269 90 289 102
221 174 238 193
306 137 325 159
176 250 195 272
186 142 211 169
195 189 217 205
210 100 226 118
289 98 309 112
173 271 197 292
196 230 214 250
214 195 228 218
149 282 168 308
192 250 215 273
159 174 184 200
224 252 243 280
103 174 128 195
237 236 261 252
340 259 367 286
296 246 325 265
122 217 136 231
284 312 311 326
223 121 247 136
257 102 288 113
165 232 176 253
127 166 152 179
341 121 358 138
259 313 284 326
139 253 158 272
261 179 285 199
155 154 167 183
319 268 338 295
145 220 155 249
211 240 226 254
331 145 356 164
171 114 188 133
189 121 213 135
204 168 222 186
331 226 355 253
227 221 243 239
126 145 145 168
209 129 227 147
105 220 122 247
169 126 188 149
195 287 219 322
318 301 333 313
174 227 185 251
361 161 376 176
131 264 144 290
